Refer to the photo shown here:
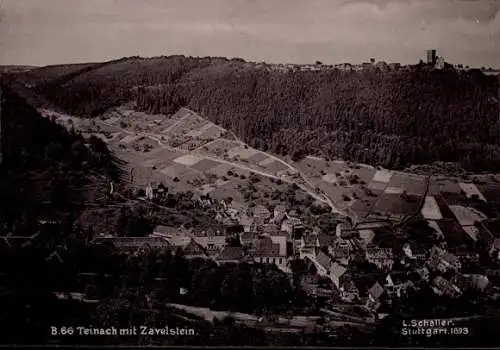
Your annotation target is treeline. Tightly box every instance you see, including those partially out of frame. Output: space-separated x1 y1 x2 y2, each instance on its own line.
10 56 500 171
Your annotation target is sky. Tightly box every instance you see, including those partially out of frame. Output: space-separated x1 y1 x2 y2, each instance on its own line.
0 0 499 68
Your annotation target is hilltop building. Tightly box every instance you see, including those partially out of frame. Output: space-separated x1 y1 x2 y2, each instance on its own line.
427 49 437 65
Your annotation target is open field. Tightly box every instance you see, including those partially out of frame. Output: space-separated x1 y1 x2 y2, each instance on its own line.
420 196 443 220
372 169 393 183
190 158 223 172
387 173 426 195
429 178 462 195
372 193 420 216
227 146 260 160
367 181 387 191
260 160 289 173
458 182 487 201
247 152 269 164
201 139 241 157
448 205 487 226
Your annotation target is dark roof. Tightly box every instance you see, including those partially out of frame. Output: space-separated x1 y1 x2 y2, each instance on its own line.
255 237 280 256
217 246 244 261
183 239 207 257
317 251 332 271
368 282 385 299
263 224 280 235
331 262 348 279
154 225 182 235
241 231 258 242
318 234 336 247
253 205 271 218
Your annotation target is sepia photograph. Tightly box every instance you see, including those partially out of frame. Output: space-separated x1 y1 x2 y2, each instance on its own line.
0 0 499 347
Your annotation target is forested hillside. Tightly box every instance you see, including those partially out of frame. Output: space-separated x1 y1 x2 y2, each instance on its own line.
0 84 122 234
6 56 500 172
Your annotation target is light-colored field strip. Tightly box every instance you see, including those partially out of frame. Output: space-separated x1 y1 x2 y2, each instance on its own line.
463 226 479 241
373 169 393 183
458 182 487 202
103 116 120 125
173 154 204 166
421 196 443 220
120 135 141 144
449 205 487 226
367 181 387 191
259 157 275 167
385 186 404 194
306 156 324 161
321 173 337 184
227 147 260 160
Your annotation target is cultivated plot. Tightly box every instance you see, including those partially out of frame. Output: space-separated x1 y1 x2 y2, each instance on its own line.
190 158 223 173
421 196 443 220
388 173 426 195
174 154 204 166
372 193 420 216
261 160 289 173
458 183 487 201
248 152 272 164
372 169 393 183
448 205 487 226
227 147 260 160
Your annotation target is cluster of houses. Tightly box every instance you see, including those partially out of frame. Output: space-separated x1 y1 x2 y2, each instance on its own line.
90 194 496 313
256 60 403 74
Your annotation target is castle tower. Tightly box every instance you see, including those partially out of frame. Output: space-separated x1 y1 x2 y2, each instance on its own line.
426 49 437 65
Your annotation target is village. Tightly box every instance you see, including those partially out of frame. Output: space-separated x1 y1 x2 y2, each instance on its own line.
31 105 500 331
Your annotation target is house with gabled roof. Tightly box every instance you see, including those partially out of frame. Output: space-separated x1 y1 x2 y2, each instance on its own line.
385 272 413 297
182 239 208 259
328 238 351 261
268 231 288 256
300 274 335 298
318 233 336 248
216 246 245 264
145 181 167 200
253 205 271 221
282 218 306 240
240 231 259 247
273 204 288 218
253 236 289 272
300 231 320 258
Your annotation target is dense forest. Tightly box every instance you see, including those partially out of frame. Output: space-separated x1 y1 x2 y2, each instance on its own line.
0 84 125 235
5 55 500 172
